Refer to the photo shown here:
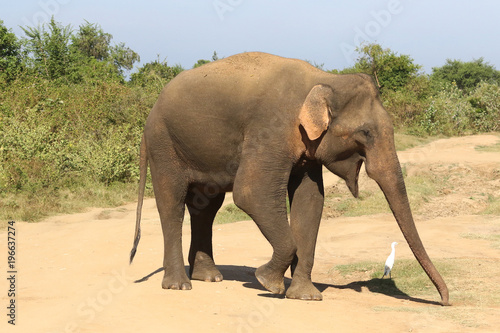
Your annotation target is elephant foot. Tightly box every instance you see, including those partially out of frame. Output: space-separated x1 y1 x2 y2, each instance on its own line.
255 262 285 294
286 278 322 301
161 270 192 290
191 268 223 282
190 252 223 282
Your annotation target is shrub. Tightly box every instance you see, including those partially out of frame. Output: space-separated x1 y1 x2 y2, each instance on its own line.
469 82 500 132
382 75 432 129
129 58 184 89
0 20 22 82
432 58 500 93
416 82 474 136
0 78 151 194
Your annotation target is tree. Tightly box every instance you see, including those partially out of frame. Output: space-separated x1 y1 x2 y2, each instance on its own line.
192 51 220 68
431 58 500 93
193 59 211 68
21 17 73 80
356 43 385 87
72 21 139 79
71 21 111 61
0 20 22 82
354 43 421 91
129 57 183 87
110 42 140 74
20 18 140 82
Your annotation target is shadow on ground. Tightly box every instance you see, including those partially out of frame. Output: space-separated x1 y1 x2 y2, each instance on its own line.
133 265 440 305
328 279 441 305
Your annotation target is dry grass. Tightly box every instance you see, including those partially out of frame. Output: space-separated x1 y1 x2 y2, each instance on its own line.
332 257 500 329
393 133 441 151
214 203 251 224
475 139 500 152
0 181 146 227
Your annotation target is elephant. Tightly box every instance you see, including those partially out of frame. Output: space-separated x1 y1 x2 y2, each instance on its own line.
129 52 449 305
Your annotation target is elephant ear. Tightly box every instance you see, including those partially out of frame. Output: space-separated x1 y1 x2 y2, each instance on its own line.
299 84 335 141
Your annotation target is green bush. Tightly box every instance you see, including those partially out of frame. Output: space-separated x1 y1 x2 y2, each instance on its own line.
129 58 184 88
0 20 22 82
469 82 500 132
416 82 474 136
0 79 151 194
382 75 432 128
431 58 500 93
409 81 500 136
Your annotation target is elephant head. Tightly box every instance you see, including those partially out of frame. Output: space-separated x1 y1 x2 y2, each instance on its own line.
299 75 450 305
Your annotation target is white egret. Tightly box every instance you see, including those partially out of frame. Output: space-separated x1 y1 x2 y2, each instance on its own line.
382 242 398 279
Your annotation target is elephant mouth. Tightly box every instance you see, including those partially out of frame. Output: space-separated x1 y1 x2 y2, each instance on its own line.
349 159 363 198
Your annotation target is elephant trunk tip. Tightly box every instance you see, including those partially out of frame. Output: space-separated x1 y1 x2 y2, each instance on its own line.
438 286 450 306
440 296 451 306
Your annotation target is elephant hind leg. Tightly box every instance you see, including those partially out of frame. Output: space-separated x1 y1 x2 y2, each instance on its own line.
149 158 191 290
186 191 225 282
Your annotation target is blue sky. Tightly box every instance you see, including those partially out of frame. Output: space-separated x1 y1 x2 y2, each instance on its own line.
2 0 500 74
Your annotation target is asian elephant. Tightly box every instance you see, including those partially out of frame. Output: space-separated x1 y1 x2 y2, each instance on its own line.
130 52 449 305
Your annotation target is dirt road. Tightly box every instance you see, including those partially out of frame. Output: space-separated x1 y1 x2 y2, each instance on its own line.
1 134 499 332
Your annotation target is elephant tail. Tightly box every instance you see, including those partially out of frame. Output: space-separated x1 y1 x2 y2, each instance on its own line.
130 134 148 264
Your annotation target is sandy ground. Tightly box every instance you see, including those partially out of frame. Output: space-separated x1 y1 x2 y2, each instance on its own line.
1 134 500 333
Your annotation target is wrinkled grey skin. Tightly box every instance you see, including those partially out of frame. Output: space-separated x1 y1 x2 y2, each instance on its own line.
130 52 449 304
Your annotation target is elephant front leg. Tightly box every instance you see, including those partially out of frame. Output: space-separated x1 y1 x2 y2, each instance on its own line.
233 158 297 295
186 191 225 282
286 161 324 300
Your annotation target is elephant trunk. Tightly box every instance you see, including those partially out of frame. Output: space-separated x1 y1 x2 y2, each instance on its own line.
365 139 450 306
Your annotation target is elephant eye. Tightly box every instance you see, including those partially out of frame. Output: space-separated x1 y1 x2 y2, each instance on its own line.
353 127 374 147
354 128 374 147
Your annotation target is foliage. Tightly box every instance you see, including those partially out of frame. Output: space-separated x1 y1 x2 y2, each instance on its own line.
192 51 220 68
431 58 500 93
18 18 139 83
382 75 433 128
21 17 74 81
71 20 112 61
110 42 140 74
411 81 500 135
416 82 475 136
0 20 22 82
193 59 211 68
336 43 421 91
0 78 153 194
129 57 184 88
468 82 500 132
